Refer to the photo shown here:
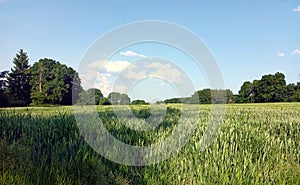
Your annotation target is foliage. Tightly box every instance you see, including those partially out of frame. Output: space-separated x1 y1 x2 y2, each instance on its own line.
238 81 254 103
164 97 181 104
131 99 149 105
238 72 300 103
253 72 286 102
0 71 9 107
99 98 112 105
108 92 130 105
6 49 31 106
29 58 82 105
164 89 232 104
284 83 300 102
0 104 299 184
78 88 103 105
0 70 8 89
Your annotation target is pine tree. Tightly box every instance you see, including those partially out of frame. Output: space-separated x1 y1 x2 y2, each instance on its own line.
7 49 31 106
0 71 9 107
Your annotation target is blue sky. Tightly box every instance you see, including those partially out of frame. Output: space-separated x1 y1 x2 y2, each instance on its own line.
1 0 300 101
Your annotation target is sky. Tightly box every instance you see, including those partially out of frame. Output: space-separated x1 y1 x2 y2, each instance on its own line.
1 0 300 102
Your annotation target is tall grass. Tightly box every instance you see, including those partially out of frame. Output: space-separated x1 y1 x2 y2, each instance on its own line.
0 103 299 184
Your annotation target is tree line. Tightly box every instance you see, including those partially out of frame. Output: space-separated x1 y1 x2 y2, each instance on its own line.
0 50 134 107
163 72 300 104
1 50 299 107
0 50 82 107
235 72 300 103
163 89 233 104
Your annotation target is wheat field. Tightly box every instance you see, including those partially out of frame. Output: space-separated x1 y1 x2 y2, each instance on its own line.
1 103 299 184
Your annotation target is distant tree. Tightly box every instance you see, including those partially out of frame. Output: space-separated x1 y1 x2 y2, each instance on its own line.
211 89 229 104
252 72 286 102
0 71 9 107
238 72 291 103
285 83 296 102
225 89 233 103
285 83 300 102
131 99 149 105
199 89 211 103
296 82 300 102
155 100 164 104
0 71 8 89
190 89 210 104
108 92 130 105
238 81 254 103
99 98 111 105
231 94 241 103
189 89 230 104
29 58 82 105
7 49 31 106
71 72 83 104
78 88 103 105
180 97 191 104
164 89 231 104
164 98 181 104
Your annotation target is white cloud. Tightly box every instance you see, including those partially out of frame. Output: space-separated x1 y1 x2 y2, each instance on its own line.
277 51 285 57
293 5 300 12
81 60 185 97
145 61 164 69
149 67 183 84
79 71 98 89
145 62 183 83
291 49 300 56
82 60 132 95
79 71 111 95
120 50 146 58
90 73 112 96
113 85 128 93
94 73 112 96
88 60 131 73
104 60 131 73
123 70 147 80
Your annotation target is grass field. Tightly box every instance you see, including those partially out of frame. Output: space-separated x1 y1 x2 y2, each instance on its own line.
1 103 300 184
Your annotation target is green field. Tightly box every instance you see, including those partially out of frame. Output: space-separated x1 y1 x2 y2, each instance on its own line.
1 103 300 184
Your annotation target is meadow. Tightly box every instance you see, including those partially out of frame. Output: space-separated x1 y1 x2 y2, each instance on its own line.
0 103 299 184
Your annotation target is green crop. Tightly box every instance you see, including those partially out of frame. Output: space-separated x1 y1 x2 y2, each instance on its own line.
0 103 299 184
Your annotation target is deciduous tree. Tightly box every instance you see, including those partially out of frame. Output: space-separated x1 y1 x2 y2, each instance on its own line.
30 58 82 105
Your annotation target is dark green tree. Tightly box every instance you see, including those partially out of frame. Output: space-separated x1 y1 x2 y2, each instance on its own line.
285 83 300 102
238 81 254 103
78 88 103 105
99 98 111 105
189 89 210 104
238 72 288 103
131 99 149 105
0 71 9 107
252 72 286 102
296 82 300 102
164 98 181 104
108 92 130 105
0 71 8 88
211 89 229 104
7 49 31 106
164 89 231 104
225 89 233 103
29 58 82 105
